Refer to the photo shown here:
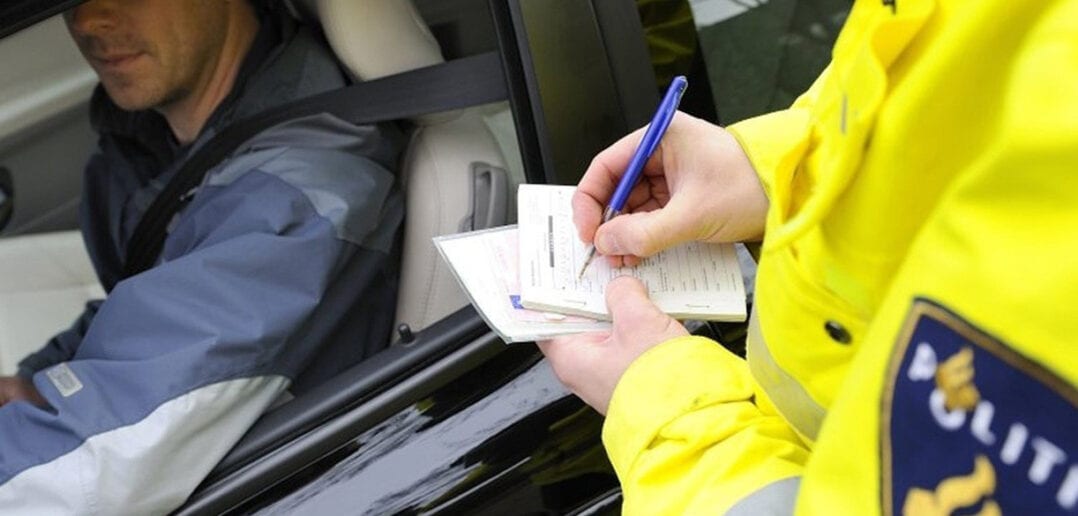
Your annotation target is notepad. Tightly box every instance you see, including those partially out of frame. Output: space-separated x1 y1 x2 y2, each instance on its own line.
434 184 747 343
516 184 746 321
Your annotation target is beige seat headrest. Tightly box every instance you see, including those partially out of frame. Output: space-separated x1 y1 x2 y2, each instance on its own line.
316 0 445 82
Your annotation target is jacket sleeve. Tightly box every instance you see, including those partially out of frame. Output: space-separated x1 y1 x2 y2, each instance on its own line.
602 336 810 515
15 301 102 381
0 145 399 514
598 69 834 516
726 66 829 201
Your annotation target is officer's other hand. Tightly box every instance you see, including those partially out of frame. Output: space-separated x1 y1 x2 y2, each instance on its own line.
0 376 46 407
573 112 767 267
537 276 688 415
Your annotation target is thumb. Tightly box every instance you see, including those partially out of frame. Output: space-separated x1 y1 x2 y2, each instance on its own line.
604 276 661 321
594 203 694 258
604 276 688 345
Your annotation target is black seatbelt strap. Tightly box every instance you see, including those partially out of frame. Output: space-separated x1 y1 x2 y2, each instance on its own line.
121 51 507 280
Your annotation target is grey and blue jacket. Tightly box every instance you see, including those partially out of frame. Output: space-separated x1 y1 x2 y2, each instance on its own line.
0 11 403 513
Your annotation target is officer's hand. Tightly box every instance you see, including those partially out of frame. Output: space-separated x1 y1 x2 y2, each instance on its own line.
0 376 46 407
573 111 767 267
537 276 688 415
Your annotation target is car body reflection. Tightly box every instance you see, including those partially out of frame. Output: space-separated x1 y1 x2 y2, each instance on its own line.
252 347 620 515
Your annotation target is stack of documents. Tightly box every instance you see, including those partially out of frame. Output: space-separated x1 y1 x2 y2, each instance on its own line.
435 184 747 342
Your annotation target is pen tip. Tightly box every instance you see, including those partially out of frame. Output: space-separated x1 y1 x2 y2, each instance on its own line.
577 244 600 280
577 249 595 280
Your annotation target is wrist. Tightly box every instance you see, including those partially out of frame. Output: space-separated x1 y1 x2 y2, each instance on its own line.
601 335 751 478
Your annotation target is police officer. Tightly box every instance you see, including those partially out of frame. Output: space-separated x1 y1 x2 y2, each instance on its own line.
539 0 1078 513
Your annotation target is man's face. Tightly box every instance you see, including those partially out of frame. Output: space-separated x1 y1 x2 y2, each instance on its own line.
64 0 232 112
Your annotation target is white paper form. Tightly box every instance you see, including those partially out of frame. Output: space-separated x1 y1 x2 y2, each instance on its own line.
517 184 746 321
434 226 611 343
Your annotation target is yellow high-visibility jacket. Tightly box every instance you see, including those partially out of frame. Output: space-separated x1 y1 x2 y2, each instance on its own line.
602 1 1078 514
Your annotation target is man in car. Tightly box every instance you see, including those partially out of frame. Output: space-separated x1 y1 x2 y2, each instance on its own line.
0 0 402 512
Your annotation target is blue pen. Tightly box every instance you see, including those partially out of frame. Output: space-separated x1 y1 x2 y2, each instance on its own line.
577 75 687 279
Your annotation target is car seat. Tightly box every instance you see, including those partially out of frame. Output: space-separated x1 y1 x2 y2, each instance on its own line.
312 0 521 339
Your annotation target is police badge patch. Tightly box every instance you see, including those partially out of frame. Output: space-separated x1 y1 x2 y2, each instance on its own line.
881 299 1078 515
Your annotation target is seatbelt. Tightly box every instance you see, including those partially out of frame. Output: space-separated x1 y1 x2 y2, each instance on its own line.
121 52 507 280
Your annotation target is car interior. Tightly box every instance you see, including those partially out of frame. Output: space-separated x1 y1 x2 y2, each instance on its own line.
313 0 524 335
0 0 658 372
180 0 659 511
0 0 717 512
0 0 517 374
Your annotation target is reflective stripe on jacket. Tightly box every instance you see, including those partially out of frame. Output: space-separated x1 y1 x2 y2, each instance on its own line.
603 0 1078 513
